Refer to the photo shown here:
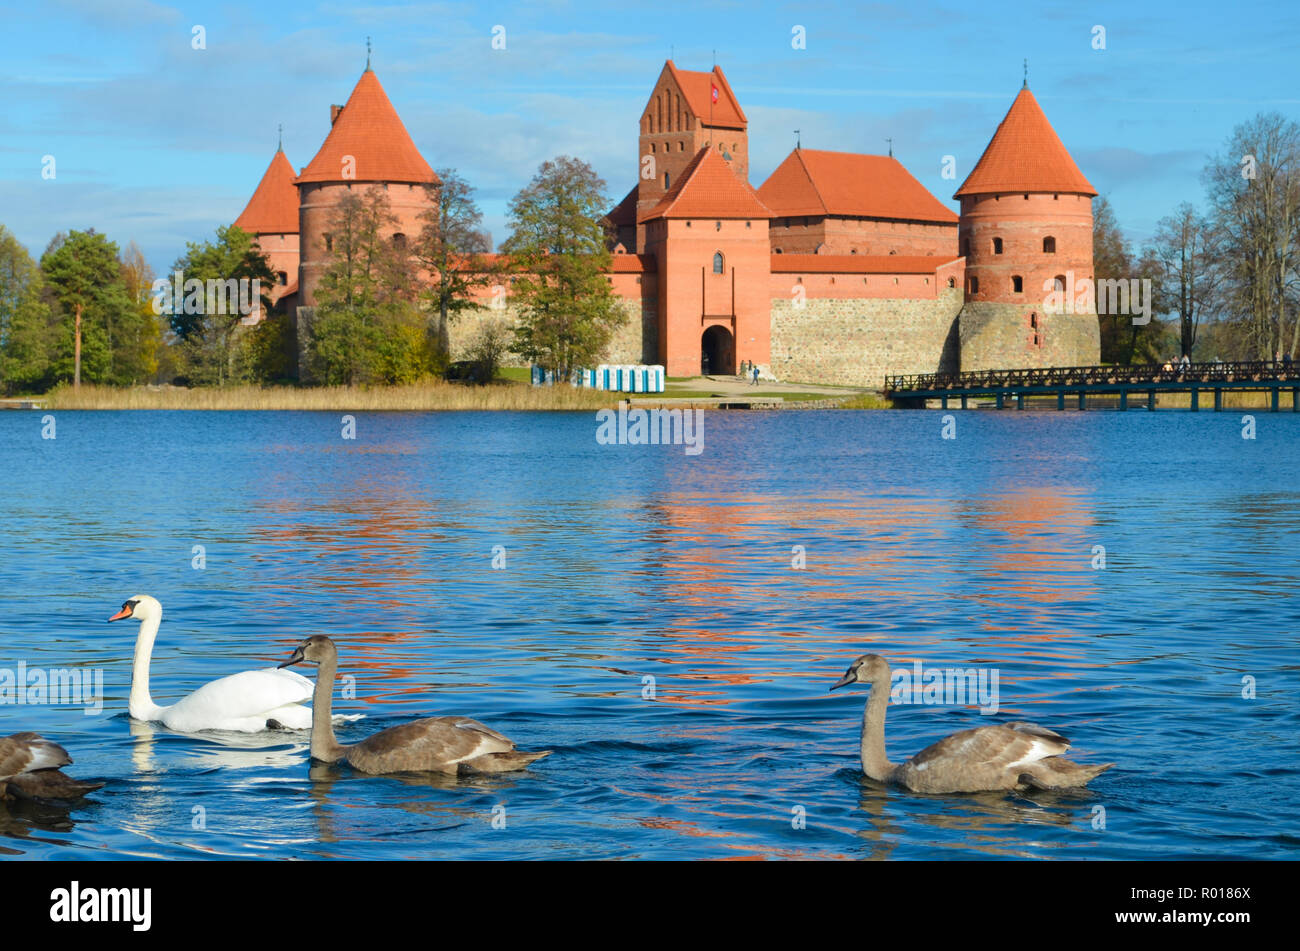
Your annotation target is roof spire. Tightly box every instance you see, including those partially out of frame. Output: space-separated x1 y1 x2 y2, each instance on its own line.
1023 58 1028 88
885 137 893 158
277 123 283 151
794 129 801 150
366 36 372 70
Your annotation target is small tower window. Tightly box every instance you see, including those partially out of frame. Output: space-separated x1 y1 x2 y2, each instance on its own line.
324 233 333 252
1030 312 1038 329
1043 236 1056 253
960 237 970 256
947 277 955 288
392 233 406 249
992 237 1003 254
969 276 979 294
1012 275 1023 293
713 252 724 274
277 271 288 285
1054 274 1067 292
664 172 670 189
715 221 722 231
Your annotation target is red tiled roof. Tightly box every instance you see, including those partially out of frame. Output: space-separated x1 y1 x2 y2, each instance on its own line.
609 253 657 272
605 185 638 227
758 149 957 224
297 69 437 186
954 87 1096 198
639 147 773 222
234 149 299 235
660 61 746 129
770 253 959 274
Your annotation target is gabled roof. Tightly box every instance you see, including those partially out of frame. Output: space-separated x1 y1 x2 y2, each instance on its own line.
771 253 960 274
297 69 437 186
639 147 773 222
954 87 1096 198
647 61 746 130
605 185 638 228
758 149 958 224
234 149 299 235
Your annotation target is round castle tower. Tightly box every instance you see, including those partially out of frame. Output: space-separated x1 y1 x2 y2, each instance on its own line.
955 84 1100 370
295 66 439 309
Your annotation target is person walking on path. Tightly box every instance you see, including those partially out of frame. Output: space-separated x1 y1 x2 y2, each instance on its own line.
752 365 760 386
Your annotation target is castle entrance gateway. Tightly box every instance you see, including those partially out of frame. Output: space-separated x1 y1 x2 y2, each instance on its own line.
701 325 735 376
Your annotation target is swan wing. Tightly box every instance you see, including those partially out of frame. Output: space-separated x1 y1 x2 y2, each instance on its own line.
165 667 314 726
349 716 516 772
907 723 1070 774
1 732 72 780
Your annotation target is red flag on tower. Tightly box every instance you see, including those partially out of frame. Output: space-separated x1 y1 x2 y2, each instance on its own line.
711 84 719 103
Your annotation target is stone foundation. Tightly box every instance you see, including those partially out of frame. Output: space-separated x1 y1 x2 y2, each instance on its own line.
959 300 1100 371
769 286 963 387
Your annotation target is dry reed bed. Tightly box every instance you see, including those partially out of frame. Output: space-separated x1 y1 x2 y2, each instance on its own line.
44 383 616 411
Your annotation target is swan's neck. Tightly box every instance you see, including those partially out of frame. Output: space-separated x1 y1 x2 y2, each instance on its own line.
310 657 349 763
860 674 895 782
128 614 165 721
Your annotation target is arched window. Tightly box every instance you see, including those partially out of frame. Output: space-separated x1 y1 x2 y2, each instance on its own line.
277 271 288 285
947 277 955 288
713 252 724 274
1054 274 1067 292
1012 275 1023 293
663 172 670 189
1043 236 1056 253
993 237 1003 254
392 233 406 249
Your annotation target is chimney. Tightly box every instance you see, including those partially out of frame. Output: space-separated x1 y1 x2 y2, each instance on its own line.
330 104 343 125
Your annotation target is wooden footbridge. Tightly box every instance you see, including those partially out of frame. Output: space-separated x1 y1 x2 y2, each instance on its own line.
884 361 1300 411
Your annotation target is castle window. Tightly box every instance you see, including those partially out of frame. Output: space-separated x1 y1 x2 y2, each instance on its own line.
947 277 955 288
392 233 406 249
713 252 724 274
277 271 288 285
960 237 970 256
715 221 722 231
324 233 333 252
1030 312 1038 329
1023 193 1029 200
774 248 782 254
1054 274 1067 292
850 249 857 254
969 276 979 294
746 221 751 229
680 141 685 151
664 172 670 189
1012 275 1023 293
1043 236 1056 253
650 143 656 153
993 237 1003 254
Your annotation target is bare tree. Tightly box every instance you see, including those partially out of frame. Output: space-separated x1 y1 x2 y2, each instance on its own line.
1151 203 1220 359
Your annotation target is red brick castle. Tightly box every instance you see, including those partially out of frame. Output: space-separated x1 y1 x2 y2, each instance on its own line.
234 62 1100 384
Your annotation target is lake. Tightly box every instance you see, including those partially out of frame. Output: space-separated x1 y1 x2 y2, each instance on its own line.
1 408 1297 859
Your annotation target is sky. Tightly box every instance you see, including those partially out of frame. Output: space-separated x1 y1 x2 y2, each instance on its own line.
2 0 1299 276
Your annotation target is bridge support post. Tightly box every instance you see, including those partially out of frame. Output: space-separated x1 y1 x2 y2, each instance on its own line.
1057 391 1065 411
1078 392 1086 410
1016 393 1024 410
1119 391 1127 411
941 395 948 410
1147 390 1156 411
1214 388 1222 411
1293 388 1298 412
1190 389 1199 412
996 393 1004 410
961 394 968 409
1271 387 1280 412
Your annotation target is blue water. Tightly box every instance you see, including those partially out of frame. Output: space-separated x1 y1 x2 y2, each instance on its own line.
0 409 1297 859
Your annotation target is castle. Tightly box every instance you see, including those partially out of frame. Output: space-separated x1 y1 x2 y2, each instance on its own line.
233 60 1101 385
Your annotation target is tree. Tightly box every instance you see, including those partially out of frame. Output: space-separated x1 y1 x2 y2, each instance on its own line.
1093 197 1168 364
306 187 432 384
119 241 163 383
415 169 493 365
41 230 137 387
168 225 275 385
1150 203 1220 359
501 156 626 375
1203 113 1300 359
0 225 55 394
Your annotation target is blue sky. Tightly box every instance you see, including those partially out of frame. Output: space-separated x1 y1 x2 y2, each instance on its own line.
2 0 1298 274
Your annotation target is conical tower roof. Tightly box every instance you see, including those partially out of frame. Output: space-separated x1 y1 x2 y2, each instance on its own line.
296 69 437 186
954 87 1095 198
234 148 299 234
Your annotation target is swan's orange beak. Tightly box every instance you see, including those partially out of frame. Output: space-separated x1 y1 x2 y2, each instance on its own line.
107 605 134 622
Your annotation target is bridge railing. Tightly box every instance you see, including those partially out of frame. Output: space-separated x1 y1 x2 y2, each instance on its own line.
884 360 1298 393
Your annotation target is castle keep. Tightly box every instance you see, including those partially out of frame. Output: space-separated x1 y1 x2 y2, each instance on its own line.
233 62 1101 385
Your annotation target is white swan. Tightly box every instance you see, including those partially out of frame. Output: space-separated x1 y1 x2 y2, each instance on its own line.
110 594 323 733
